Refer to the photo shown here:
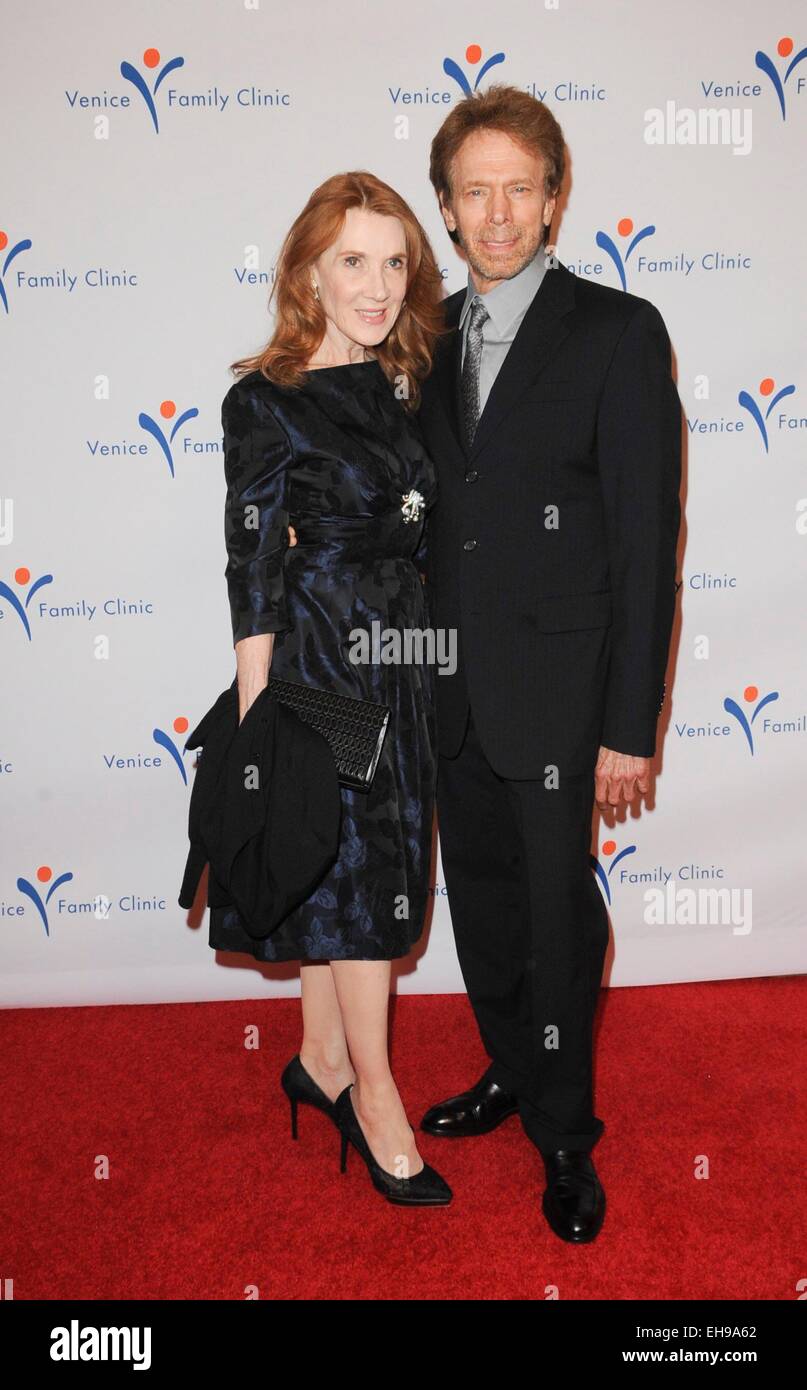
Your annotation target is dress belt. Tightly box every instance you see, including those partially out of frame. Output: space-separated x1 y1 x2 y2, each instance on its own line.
288 511 418 562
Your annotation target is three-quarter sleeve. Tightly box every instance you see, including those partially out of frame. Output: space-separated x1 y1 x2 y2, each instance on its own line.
222 379 294 646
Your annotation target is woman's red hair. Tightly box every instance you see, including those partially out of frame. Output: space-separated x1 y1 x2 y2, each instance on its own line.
229 170 448 412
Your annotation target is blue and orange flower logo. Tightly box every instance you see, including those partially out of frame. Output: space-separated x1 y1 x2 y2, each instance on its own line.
590 839 637 905
596 217 656 292
120 47 185 133
723 684 779 755
755 36 807 120
738 376 796 453
443 44 505 96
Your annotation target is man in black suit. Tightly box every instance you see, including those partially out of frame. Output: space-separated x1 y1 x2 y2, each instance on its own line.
416 86 681 1243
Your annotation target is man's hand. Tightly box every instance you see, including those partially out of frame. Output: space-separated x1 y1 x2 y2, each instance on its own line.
594 746 651 808
288 525 297 547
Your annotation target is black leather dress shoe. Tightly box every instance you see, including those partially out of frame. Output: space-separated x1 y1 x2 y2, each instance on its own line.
420 1073 518 1137
540 1149 606 1243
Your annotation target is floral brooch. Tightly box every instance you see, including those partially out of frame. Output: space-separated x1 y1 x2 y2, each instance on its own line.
401 489 425 523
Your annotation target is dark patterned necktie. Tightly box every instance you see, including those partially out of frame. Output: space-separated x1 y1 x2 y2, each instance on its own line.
460 297 490 449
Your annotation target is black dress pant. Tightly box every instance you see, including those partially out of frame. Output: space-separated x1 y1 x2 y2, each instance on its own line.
435 703 608 1155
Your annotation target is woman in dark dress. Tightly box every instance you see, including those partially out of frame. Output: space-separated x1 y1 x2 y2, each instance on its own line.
214 172 451 1204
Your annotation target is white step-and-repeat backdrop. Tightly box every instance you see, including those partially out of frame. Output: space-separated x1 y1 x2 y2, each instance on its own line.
2 1 805 1005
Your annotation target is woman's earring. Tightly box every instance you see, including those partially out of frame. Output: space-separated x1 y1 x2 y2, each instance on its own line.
312 282 320 300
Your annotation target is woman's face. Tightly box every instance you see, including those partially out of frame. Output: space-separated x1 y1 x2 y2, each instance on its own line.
311 207 408 356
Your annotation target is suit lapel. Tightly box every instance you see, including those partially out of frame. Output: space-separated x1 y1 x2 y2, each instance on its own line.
428 291 465 453
430 261 578 471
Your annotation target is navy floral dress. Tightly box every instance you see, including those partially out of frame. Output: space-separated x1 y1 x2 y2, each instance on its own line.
209 358 438 962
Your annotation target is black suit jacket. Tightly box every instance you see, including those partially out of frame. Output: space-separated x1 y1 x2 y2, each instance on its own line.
417 260 682 778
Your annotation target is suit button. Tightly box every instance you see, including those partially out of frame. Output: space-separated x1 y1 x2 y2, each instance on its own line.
463 538 478 551
465 469 479 483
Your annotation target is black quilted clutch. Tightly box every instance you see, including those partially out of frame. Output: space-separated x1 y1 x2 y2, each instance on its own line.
266 675 390 792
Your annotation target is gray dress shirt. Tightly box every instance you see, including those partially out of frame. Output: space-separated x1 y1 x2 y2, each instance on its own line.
458 248 548 414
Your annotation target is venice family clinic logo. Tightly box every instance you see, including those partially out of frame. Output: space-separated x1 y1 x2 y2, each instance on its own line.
590 840 637 906
723 684 780 755
16 864 74 937
755 36 807 119
152 716 191 783
120 47 185 133
737 376 796 452
595 218 656 292
0 228 32 314
0 568 54 640
442 44 505 95
138 398 200 476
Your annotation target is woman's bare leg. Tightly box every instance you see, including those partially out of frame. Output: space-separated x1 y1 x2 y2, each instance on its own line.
330 959 424 1178
298 961 355 1102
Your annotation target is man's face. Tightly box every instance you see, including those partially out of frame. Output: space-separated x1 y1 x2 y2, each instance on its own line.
439 129 557 292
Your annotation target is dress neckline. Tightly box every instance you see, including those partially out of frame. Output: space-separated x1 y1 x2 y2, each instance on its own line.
303 358 382 375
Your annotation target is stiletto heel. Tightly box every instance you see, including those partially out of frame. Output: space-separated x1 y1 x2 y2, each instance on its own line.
333 1084 452 1206
280 1054 340 1140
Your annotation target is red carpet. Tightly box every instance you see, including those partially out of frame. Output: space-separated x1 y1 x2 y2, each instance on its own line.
1 980 803 1300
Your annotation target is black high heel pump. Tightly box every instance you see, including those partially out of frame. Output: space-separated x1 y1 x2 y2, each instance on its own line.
280 1054 338 1139
334 1083 453 1206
